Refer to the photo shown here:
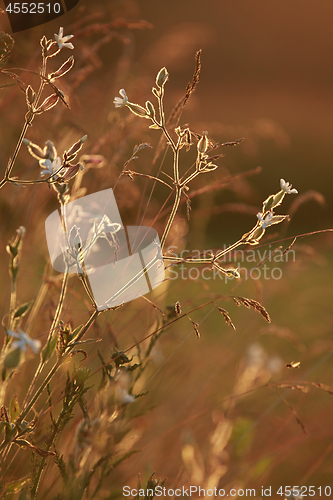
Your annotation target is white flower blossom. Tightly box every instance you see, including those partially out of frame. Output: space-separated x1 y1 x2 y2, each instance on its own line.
113 89 128 108
280 178 298 194
16 226 26 237
7 328 41 353
54 27 74 50
257 212 288 229
39 157 62 178
117 388 136 404
95 215 121 237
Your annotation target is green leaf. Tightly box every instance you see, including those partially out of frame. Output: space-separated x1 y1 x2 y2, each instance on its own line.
4 348 21 369
73 368 91 385
70 324 83 342
71 338 101 346
10 395 20 422
13 301 32 319
42 335 57 363
4 422 16 441
0 421 7 435
3 476 29 494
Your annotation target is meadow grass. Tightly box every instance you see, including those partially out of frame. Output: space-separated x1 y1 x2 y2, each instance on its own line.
0 18 332 500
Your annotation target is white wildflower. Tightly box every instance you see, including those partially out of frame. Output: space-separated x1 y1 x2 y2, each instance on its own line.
68 225 82 252
39 157 62 178
16 226 26 237
113 89 128 108
7 328 41 353
280 178 298 194
95 215 121 237
54 27 74 50
257 212 289 229
117 388 135 404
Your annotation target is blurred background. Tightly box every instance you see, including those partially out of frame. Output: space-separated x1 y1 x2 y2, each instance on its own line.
0 0 333 497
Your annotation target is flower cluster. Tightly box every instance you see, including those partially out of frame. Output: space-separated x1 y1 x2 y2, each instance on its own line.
23 136 87 183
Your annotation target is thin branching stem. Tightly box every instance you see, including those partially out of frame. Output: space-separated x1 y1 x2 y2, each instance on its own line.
17 309 99 427
0 52 48 189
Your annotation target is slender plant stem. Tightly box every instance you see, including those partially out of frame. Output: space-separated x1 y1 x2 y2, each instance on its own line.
8 275 17 332
0 121 30 189
18 309 99 425
163 238 246 265
30 436 55 499
157 98 181 248
23 268 68 408
48 269 69 344
160 186 181 249
0 53 47 189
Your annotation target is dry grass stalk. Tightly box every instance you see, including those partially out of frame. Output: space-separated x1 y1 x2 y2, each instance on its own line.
232 296 271 323
217 307 236 330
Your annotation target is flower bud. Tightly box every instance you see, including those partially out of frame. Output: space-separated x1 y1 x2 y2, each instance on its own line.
4 348 21 369
200 163 218 173
65 135 87 161
16 226 26 238
46 41 59 57
49 56 74 79
197 131 209 154
81 155 105 168
35 94 59 114
44 140 57 161
40 35 47 55
242 225 265 245
156 67 169 88
25 85 35 107
23 139 46 160
145 100 156 119
262 190 285 214
59 163 83 182
152 87 160 98
127 102 149 118
226 268 240 278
